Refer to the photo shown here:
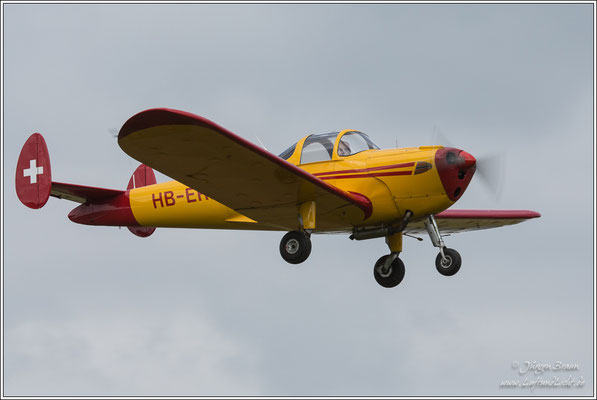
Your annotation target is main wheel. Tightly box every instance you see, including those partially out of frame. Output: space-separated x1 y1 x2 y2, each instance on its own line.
279 231 312 264
435 248 462 276
373 255 405 288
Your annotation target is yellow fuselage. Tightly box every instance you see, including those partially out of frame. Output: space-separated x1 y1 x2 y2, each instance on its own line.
127 146 457 231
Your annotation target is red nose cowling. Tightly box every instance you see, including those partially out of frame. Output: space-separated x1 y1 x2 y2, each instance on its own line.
435 147 476 202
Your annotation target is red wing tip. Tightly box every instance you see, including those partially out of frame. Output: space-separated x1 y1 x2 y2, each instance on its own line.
118 108 212 141
436 210 541 219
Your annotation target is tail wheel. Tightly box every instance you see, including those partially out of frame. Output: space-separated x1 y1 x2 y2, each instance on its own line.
373 255 405 288
435 248 462 276
279 231 312 264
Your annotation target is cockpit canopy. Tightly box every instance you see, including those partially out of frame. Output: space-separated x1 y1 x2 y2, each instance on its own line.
279 130 379 164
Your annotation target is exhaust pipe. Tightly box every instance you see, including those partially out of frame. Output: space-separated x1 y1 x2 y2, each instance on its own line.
349 210 413 241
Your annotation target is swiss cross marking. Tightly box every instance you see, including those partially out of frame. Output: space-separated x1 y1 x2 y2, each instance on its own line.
23 159 44 184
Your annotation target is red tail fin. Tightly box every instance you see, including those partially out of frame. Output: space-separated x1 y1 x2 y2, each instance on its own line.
16 133 52 209
127 163 156 190
126 164 157 238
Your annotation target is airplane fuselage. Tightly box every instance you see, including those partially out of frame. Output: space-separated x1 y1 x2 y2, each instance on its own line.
69 144 475 232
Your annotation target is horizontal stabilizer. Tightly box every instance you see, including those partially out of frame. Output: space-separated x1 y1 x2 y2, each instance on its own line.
17 132 125 207
50 182 124 204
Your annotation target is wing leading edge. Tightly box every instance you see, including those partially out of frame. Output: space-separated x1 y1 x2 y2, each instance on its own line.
118 108 372 231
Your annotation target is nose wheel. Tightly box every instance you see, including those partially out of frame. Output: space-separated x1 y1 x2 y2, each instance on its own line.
426 215 463 277
279 230 312 264
435 247 461 276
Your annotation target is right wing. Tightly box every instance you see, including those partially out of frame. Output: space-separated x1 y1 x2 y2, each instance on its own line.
405 209 541 234
118 108 372 231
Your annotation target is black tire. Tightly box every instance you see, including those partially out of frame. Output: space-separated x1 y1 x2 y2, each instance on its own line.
435 248 462 276
279 231 312 264
373 255 405 288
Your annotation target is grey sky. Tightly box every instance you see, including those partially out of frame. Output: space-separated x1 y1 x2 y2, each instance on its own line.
2 2 594 396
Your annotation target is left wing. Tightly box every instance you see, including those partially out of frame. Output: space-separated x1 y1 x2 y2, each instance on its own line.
405 210 541 234
118 108 372 231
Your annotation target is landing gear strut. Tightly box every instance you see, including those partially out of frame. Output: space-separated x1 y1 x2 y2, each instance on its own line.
360 212 413 288
279 230 312 264
425 215 462 276
371 225 409 288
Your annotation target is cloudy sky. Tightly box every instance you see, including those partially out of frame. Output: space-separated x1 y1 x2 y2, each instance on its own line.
3 2 594 396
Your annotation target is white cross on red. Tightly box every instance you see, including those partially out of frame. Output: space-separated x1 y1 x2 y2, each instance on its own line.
23 159 44 184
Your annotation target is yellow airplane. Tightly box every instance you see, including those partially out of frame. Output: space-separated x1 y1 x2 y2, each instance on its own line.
15 108 540 288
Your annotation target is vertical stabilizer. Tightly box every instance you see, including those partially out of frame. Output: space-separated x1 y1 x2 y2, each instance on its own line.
127 164 157 237
16 133 52 209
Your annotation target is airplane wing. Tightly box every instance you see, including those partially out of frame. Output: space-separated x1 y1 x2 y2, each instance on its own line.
117 108 372 230
405 210 541 235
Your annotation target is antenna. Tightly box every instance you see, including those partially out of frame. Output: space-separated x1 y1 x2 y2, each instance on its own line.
255 136 268 151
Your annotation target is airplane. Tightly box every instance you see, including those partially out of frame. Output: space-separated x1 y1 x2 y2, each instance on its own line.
15 108 540 288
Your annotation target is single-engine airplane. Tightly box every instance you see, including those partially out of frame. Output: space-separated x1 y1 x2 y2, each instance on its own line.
16 108 540 287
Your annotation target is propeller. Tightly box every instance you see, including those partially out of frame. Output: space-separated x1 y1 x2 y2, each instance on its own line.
431 125 506 200
475 153 506 199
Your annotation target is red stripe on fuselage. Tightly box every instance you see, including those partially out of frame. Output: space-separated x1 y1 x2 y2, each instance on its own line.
320 170 412 180
313 162 415 177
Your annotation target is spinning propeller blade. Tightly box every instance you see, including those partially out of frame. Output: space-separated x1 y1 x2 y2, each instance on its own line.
475 153 506 199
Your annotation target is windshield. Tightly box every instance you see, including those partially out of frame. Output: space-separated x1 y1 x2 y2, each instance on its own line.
337 131 379 156
278 143 297 160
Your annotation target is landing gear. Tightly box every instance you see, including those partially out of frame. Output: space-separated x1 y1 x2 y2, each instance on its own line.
279 230 312 264
425 215 462 277
371 230 407 288
373 253 405 288
435 247 461 276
